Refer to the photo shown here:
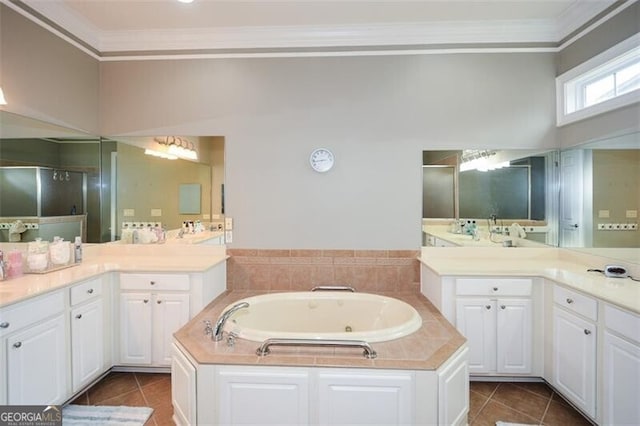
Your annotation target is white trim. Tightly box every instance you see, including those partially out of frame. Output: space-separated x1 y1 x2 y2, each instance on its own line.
554 0 617 42
100 46 558 62
96 19 558 53
556 33 640 127
557 0 639 51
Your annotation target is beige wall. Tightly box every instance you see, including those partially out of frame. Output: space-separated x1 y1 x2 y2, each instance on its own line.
116 142 212 232
100 53 557 249
0 5 100 134
592 150 640 248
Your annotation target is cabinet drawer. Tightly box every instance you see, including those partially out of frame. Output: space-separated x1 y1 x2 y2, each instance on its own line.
553 286 597 321
605 304 640 343
456 278 532 296
70 278 103 306
120 273 190 291
0 291 65 337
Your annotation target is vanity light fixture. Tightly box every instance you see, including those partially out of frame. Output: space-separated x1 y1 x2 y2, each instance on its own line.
177 0 194 3
153 136 198 161
0 87 7 105
144 149 178 160
459 149 508 172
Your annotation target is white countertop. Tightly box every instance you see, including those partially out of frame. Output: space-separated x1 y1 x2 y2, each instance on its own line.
0 243 228 308
423 225 549 248
419 246 640 314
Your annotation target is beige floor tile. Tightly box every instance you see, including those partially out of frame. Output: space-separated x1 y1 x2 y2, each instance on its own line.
491 382 550 421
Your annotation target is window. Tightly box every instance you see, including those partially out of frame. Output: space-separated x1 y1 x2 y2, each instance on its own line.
557 33 640 126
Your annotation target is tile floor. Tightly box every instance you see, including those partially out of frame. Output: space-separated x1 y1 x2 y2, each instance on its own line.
469 381 593 425
70 372 173 426
71 373 592 426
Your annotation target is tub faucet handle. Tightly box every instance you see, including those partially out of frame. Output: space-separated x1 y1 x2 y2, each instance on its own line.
203 320 213 336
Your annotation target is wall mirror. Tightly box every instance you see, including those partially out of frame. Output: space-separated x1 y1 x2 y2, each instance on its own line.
422 149 559 246
558 131 639 263
422 139 640 264
0 111 225 243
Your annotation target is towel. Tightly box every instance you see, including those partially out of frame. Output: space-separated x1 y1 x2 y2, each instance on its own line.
8 220 27 242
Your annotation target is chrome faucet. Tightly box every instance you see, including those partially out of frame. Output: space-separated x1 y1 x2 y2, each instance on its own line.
212 302 249 341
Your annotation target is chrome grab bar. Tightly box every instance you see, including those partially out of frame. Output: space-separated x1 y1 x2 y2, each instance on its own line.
311 285 356 292
255 338 377 359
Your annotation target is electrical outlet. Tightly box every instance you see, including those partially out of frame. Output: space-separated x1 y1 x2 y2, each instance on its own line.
225 230 233 243
626 210 638 218
123 209 135 217
151 209 162 217
598 210 610 218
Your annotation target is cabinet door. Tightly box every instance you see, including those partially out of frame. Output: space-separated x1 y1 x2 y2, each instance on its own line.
218 367 309 425
317 370 414 425
71 299 104 392
152 293 190 366
171 344 196 426
603 331 640 425
553 307 596 418
120 293 152 365
7 315 68 404
496 299 532 374
456 299 496 373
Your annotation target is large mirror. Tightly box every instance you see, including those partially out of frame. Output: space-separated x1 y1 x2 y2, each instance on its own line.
422 149 559 246
422 135 640 263
558 131 639 262
0 111 225 244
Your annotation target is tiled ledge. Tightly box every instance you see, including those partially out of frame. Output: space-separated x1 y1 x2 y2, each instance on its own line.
227 249 420 293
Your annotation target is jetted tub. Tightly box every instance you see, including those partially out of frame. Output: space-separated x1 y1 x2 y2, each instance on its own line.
222 291 423 343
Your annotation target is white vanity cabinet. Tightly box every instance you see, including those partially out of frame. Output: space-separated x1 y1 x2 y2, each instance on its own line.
70 277 108 393
602 303 640 425
552 285 597 418
454 278 533 375
0 290 68 405
119 273 190 366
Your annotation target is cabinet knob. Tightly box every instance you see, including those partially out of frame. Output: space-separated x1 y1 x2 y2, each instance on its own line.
566 298 574 304
0 322 9 329
157 300 162 304
87 288 94 294
485 305 492 310
13 342 22 348
76 314 82 319
143 299 149 304
150 281 156 286
500 305 506 310
493 287 498 291
584 329 591 335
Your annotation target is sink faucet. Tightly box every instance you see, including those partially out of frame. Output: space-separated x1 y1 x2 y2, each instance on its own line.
212 302 249 341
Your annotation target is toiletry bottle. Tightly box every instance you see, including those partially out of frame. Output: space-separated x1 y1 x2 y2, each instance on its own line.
74 236 83 263
0 250 6 281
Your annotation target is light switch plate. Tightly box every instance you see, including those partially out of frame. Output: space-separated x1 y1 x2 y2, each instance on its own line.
626 210 638 218
151 209 162 217
123 209 135 217
225 217 233 230
598 210 610 218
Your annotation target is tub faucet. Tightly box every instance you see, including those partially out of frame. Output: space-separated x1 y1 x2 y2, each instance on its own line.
213 302 249 341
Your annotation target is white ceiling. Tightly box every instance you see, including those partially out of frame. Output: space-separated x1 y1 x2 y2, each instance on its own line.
9 0 624 56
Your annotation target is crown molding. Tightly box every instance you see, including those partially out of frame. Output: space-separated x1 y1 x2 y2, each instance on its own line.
96 20 559 53
7 0 634 59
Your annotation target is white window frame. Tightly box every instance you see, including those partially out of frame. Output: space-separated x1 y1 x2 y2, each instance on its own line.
556 33 640 127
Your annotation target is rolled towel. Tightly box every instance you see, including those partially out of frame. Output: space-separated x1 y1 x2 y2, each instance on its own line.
8 220 27 242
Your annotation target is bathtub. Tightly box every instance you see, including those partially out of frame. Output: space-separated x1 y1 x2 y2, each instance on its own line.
223 291 422 343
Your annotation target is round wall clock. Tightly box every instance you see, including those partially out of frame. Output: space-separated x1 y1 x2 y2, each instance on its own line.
309 148 335 173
